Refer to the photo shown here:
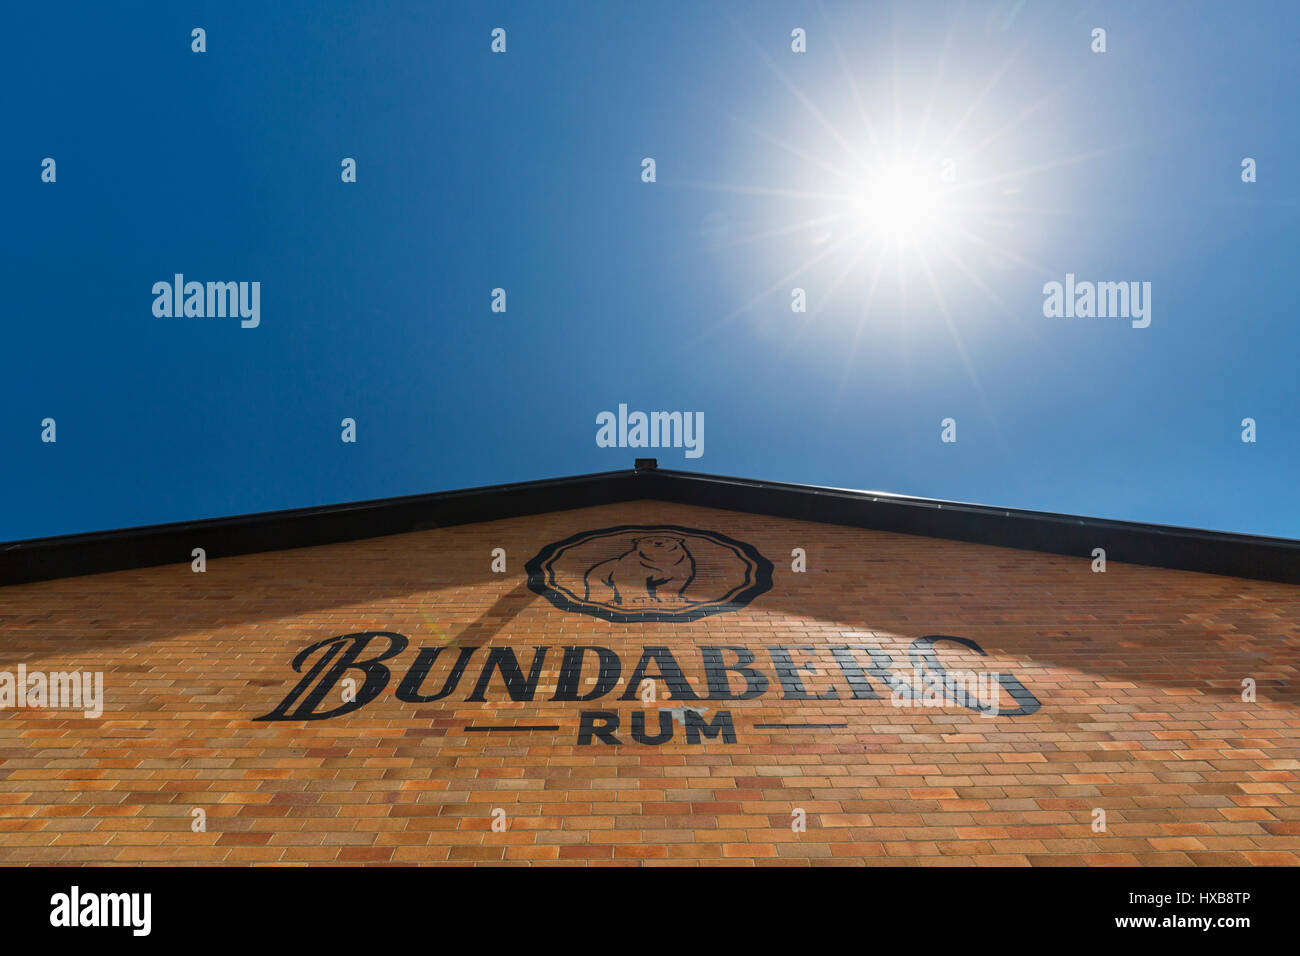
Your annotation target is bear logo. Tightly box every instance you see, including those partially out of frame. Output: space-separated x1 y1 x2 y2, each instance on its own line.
525 524 773 624
583 535 696 605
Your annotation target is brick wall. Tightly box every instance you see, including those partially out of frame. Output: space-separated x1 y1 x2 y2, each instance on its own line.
1 500 1297 865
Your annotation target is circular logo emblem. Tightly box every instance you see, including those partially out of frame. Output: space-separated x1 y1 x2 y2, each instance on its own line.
525 525 773 623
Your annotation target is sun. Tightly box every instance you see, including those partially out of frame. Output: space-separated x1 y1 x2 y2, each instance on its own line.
851 163 947 247
680 5 1106 367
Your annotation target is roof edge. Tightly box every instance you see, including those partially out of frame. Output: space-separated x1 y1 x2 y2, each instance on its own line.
0 469 639 587
2 465 1297 587
643 469 1300 585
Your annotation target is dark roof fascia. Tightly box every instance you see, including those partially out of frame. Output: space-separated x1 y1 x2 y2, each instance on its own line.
643 468 1300 585
0 469 639 587
2 464 1298 587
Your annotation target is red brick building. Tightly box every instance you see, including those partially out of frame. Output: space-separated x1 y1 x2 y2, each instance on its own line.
1 463 1297 866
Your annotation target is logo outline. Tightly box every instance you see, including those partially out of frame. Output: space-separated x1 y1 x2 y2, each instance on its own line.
525 524 774 623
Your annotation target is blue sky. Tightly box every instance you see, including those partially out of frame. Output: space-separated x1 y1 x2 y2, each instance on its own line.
4 0 1298 541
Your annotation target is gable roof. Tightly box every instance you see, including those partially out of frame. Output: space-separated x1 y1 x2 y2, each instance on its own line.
3 460 1298 587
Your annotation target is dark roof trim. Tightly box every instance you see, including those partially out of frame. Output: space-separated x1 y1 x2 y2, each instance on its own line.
645 468 1300 584
3 463 1298 587
0 470 638 588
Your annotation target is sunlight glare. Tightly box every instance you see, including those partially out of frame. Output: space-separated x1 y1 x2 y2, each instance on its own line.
852 163 946 247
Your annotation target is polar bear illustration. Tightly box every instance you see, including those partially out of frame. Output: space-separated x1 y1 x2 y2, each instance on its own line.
583 536 696 605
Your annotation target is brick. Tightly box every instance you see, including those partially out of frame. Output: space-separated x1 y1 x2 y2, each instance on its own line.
0 501 1295 866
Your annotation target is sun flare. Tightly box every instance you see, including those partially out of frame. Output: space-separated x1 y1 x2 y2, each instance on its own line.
852 163 948 247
